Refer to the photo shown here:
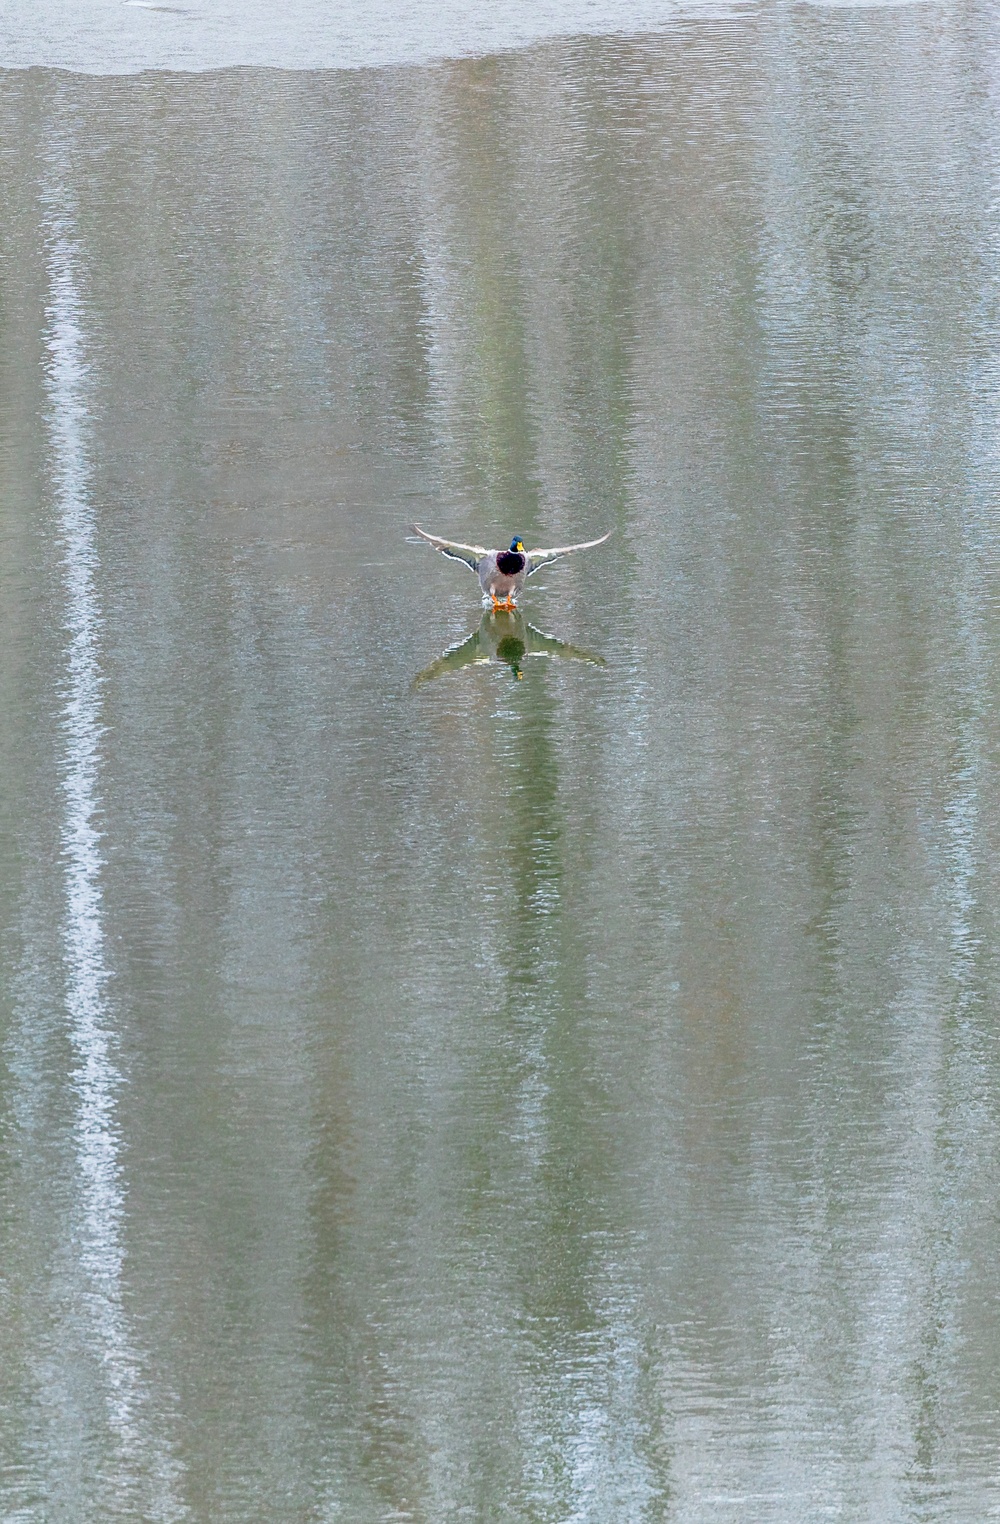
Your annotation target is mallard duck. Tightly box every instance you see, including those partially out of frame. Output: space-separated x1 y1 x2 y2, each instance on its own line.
409 525 612 609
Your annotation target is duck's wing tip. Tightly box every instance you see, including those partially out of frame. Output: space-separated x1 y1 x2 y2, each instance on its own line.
408 525 487 571
525 529 613 575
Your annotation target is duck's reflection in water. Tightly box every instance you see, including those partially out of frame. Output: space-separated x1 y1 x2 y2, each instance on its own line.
414 609 604 686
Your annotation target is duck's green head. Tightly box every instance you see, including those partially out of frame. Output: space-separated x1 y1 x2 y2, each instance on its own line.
510 537 525 553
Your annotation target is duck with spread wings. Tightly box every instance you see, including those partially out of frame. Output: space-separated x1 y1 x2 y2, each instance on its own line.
409 525 612 609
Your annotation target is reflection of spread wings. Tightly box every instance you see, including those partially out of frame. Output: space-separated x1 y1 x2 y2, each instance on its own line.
526 530 612 576
409 525 487 573
525 626 605 665
412 613 604 688
412 629 490 687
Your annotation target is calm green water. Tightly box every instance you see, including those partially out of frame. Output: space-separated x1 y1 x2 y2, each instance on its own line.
3 7 1000 1520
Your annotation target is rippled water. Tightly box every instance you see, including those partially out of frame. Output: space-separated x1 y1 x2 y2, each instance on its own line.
3 5 1000 1519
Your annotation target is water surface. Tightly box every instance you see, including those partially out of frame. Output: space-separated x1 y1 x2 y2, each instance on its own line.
3 6 1000 1519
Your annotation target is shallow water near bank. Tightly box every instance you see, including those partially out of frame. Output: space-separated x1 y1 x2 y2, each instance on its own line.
3 5 1000 1519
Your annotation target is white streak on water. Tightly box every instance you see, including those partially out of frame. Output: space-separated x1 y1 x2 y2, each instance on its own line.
45 197 139 1452
44 188 186 1521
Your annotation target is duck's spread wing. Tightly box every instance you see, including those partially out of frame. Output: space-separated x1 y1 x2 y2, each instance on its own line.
410 525 487 573
525 529 613 576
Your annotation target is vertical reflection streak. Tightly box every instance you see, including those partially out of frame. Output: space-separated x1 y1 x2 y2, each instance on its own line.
945 594 982 1007
44 195 139 1449
38 131 188 1515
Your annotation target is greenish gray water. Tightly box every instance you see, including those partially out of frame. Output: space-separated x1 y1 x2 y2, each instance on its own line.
3 7 1000 1519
